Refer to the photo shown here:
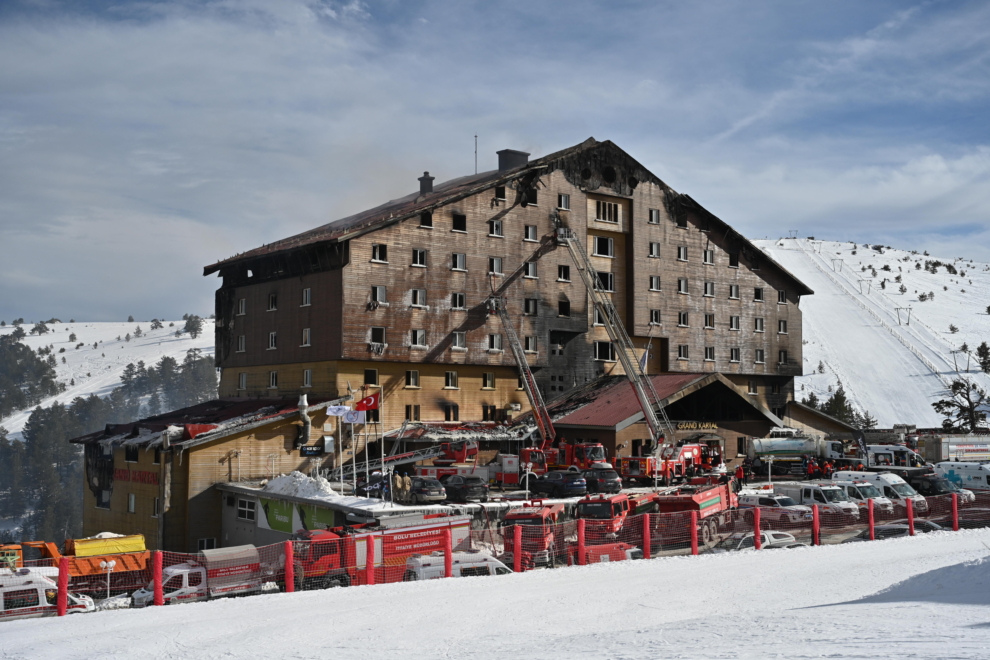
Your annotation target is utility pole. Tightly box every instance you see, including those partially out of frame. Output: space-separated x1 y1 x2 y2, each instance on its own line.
857 280 872 295
831 259 843 272
895 307 912 326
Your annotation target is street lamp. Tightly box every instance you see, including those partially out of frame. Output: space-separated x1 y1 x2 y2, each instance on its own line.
99 559 117 600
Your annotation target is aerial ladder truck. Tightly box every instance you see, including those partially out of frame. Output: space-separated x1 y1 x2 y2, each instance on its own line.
553 223 684 484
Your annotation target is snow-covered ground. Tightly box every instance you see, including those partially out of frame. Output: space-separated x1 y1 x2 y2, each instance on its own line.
755 238 990 427
0 320 214 440
3 528 990 658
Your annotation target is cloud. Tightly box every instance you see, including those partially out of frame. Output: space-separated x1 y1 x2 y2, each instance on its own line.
0 0 988 321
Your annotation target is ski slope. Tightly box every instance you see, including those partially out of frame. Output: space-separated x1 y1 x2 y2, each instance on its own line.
3 528 990 659
756 239 990 428
0 320 214 440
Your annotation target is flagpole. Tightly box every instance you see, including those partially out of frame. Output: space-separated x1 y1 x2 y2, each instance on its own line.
351 421 357 496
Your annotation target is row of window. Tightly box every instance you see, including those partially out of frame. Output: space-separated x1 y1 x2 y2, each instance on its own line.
236 328 311 353
669 313 788 333
236 289 311 316
96 491 161 516
365 327 537 353
671 345 790 364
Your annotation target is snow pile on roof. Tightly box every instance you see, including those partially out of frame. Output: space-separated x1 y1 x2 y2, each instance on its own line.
263 471 343 501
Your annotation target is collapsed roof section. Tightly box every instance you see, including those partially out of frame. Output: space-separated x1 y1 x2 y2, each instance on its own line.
69 395 350 451
202 138 812 296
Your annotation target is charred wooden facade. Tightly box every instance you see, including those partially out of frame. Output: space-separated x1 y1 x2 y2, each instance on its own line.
205 139 813 441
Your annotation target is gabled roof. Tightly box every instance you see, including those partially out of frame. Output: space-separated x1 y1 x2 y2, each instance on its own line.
201 138 812 295
548 372 783 431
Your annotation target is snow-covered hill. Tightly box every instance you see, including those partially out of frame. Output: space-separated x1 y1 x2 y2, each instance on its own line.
2 528 989 658
755 238 990 427
0 320 214 440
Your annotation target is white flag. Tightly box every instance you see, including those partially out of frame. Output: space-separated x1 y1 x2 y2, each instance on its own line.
342 410 366 424
326 406 351 417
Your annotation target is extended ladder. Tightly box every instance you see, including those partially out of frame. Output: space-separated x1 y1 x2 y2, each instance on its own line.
337 445 445 482
555 226 677 444
487 294 556 449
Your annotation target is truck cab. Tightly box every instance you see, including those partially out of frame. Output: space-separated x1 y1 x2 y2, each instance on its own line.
773 483 860 520
908 473 975 502
500 503 565 569
546 442 607 471
575 493 659 536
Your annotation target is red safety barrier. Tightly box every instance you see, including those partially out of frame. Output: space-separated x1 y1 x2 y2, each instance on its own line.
642 515 651 560
907 498 915 536
690 511 699 555
753 508 762 550
513 526 522 573
577 519 586 566
153 551 164 606
812 505 820 546
365 539 375 586
284 541 295 593
952 493 959 531
868 499 875 541
56 556 69 616
443 530 452 578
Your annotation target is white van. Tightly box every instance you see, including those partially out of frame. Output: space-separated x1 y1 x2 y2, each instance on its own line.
0 568 95 621
830 480 895 514
833 471 928 512
403 550 512 581
934 462 990 491
737 493 813 524
772 484 860 520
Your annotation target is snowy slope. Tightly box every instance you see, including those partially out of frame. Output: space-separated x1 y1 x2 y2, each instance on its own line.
755 238 990 427
0 320 214 440
3 528 990 659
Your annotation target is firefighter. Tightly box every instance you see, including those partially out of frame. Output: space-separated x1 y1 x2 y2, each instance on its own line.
402 474 412 503
807 459 816 480
735 463 746 486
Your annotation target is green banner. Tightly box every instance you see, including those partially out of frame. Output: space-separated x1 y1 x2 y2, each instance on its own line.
298 504 337 531
259 497 294 533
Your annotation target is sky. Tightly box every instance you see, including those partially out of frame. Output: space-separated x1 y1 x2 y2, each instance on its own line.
1 0 989 322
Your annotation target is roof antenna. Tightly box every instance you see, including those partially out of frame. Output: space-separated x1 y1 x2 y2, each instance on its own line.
474 134 478 175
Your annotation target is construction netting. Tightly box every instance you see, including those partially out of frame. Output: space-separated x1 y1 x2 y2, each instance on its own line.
37 491 990 617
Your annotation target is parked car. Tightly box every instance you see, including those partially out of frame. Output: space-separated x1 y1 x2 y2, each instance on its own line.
409 477 446 504
842 521 945 543
737 494 813 524
582 467 622 494
529 471 587 498
712 531 804 552
441 475 489 503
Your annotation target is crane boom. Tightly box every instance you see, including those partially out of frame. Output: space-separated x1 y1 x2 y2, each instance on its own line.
555 225 677 444
487 294 556 449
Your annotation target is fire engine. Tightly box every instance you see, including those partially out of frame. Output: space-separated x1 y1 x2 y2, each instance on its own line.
575 492 661 537
290 514 471 589
617 443 717 486
499 502 567 569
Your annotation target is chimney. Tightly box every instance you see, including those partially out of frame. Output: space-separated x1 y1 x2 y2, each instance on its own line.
418 171 435 195
497 149 530 172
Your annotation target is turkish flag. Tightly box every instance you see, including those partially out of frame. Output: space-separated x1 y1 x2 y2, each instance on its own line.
355 391 380 411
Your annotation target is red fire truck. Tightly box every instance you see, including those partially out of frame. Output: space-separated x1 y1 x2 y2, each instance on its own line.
499 502 567 569
545 441 608 471
416 449 549 486
617 443 716 486
574 492 661 537
654 481 738 549
291 514 471 588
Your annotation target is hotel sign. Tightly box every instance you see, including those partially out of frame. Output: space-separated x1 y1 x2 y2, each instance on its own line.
675 422 718 431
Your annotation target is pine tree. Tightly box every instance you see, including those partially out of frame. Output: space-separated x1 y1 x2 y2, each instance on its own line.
134 325 142 338
802 392 820 409
147 391 162 417
128 315 134 322
932 378 989 433
977 342 990 374
821 386 856 425
183 315 203 340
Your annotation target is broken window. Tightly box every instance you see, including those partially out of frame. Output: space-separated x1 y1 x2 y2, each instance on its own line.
405 404 421 421
267 293 278 311
524 298 539 315
451 292 465 309
594 341 616 361
593 236 614 257
370 327 386 344
452 213 467 232
372 244 388 262
444 404 459 421
488 334 503 351
595 271 614 292
754 287 765 302
558 265 571 281
595 200 619 223
364 369 378 386
558 300 570 317
419 211 433 228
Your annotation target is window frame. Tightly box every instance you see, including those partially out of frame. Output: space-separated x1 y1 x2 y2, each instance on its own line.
730 348 741 363
677 278 688 295
523 261 538 278
557 193 570 210
405 370 420 388
452 214 467 232
452 331 467 350
301 327 311 347
729 316 740 331
237 372 247 390
236 334 246 353
729 284 740 300
755 349 766 364
237 298 246 316
649 309 662 325
557 265 571 282
488 257 503 275
370 326 386 344
703 281 715 297
595 271 615 292
411 288 427 308
677 345 689 360
595 200 619 223
303 368 312 388
704 346 715 362
268 331 277 350
371 244 388 263
364 368 379 386
269 370 278 389
648 208 660 224
704 313 715 329
648 242 661 258
450 292 466 310
594 341 616 362
778 319 788 335
678 311 689 327
267 293 278 311
410 329 427 348
444 371 459 389
237 499 257 522
523 298 539 315
703 249 715 265
482 372 495 389
371 285 387 304
488 334 503 352
488 219 504 237
524 225 538 242
411 248 428 268
451 253 467 271
677 246 688 261
754 287 765 302
592 236 614 258
754 317 765 333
